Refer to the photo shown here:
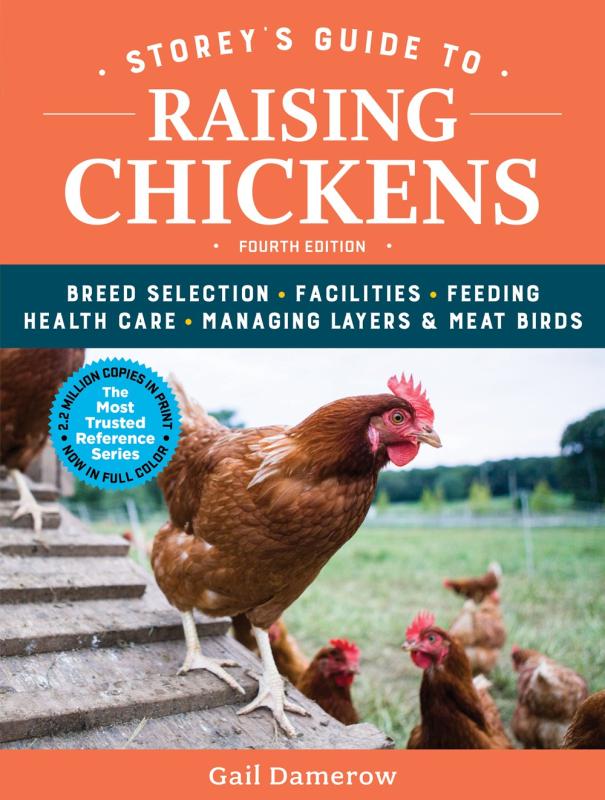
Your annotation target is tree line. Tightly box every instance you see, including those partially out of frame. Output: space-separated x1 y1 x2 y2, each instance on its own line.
377 409 604 505
71 408 605 511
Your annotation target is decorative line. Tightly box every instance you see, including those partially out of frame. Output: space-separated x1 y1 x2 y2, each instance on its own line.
42 112 137 116
469 112 563 116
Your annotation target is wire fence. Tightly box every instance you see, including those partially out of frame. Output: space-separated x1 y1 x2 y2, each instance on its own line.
70 496 605 533
365 509 605 528
68 495 605 580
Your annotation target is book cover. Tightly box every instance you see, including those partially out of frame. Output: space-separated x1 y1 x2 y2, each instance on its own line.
0 1 603 797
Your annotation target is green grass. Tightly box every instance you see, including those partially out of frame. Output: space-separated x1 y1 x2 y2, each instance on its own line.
283 525 605 747
382 492 576 515
93 513 605 748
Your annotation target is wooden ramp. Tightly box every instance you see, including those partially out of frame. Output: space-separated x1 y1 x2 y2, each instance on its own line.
0 473 392 750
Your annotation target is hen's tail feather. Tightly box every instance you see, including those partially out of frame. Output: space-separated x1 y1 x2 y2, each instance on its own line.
159 376 225 523
169 373 224 436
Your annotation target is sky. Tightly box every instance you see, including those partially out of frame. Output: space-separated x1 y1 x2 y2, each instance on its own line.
87 348 604 468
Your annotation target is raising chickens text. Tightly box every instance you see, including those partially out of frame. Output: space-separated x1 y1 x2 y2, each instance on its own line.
64 88 539 226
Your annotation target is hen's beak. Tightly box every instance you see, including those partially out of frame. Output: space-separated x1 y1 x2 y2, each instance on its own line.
415 427 442 448
401 640 413 651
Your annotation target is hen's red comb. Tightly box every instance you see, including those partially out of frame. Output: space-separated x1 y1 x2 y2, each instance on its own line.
330 638 360 663
406 611 436 641
388 373 434 421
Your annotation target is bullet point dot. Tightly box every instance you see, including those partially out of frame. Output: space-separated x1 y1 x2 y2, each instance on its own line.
213 242 219 249
163 435 169 442
278 291 286 299
386 243 392 249
185 318 192 326
430 291 437 299
61 435 67 441
98 68 106 76
501 69 508 77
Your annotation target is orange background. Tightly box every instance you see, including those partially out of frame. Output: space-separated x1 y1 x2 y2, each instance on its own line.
1 3 602 784
1 0 603 264
1 750 602 799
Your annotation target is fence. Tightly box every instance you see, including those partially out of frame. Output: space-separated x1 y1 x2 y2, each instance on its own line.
365 509 605 528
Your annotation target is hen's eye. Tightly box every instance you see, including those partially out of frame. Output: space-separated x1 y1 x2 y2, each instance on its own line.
391 412 405 425
427 634 436 643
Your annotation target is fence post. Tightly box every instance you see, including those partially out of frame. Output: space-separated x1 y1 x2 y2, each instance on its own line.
519 490 535 576
126 498 148 563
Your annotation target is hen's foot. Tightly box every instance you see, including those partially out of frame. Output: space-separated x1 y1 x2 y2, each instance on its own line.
12 497 46 533
9 469 49 534
177 651 245 694
237 670 309 737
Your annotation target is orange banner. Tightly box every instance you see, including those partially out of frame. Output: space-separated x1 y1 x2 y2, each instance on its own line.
1 0 603 264
1 750 601 799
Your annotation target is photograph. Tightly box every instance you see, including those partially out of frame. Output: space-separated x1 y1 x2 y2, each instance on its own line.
1 347 603 749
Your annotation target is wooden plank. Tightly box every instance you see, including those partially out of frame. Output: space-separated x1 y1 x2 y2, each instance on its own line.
0 638 256 743
0 479 59 503
0 528 129 558
0 556 147 603
0 673 255 744
0 599 231 657
0 636 240 694
0 636 391 748
0 708 393 750
0 504 61 530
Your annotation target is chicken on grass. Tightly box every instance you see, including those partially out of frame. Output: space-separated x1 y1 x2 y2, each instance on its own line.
297 639 361 725
511 645 588 748
0 348 85 535
443 562 502 604
563 690 605 749
445 563 506 675
403 611 512 748
152 373 441 736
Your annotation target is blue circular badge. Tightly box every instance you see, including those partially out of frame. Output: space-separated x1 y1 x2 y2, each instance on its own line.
50 358 180 490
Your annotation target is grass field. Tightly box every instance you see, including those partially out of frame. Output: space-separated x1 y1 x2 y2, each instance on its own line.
96 513 605 748
283 524 605 747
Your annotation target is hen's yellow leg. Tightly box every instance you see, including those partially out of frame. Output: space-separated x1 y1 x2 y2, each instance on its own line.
237 625 310 737
178 611 245 694
10 469 45 534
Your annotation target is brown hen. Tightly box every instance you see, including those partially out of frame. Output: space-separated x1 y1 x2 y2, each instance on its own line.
511 646 588 748
297 639 360 725
444 562 502 604
0 347 85 531
404 611 512 749
151 373 441 735
563 690 605 749
446 564 506 674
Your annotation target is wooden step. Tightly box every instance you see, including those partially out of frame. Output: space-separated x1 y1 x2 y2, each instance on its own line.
0 503 61 530
0 599 230 657
0 478 59 503
0 637 392 748
1 504 125 555
0 637 242 695
0 675 255 744
1 706 392 750
0 638 257 743
0 528 129 558
0 556 146 604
